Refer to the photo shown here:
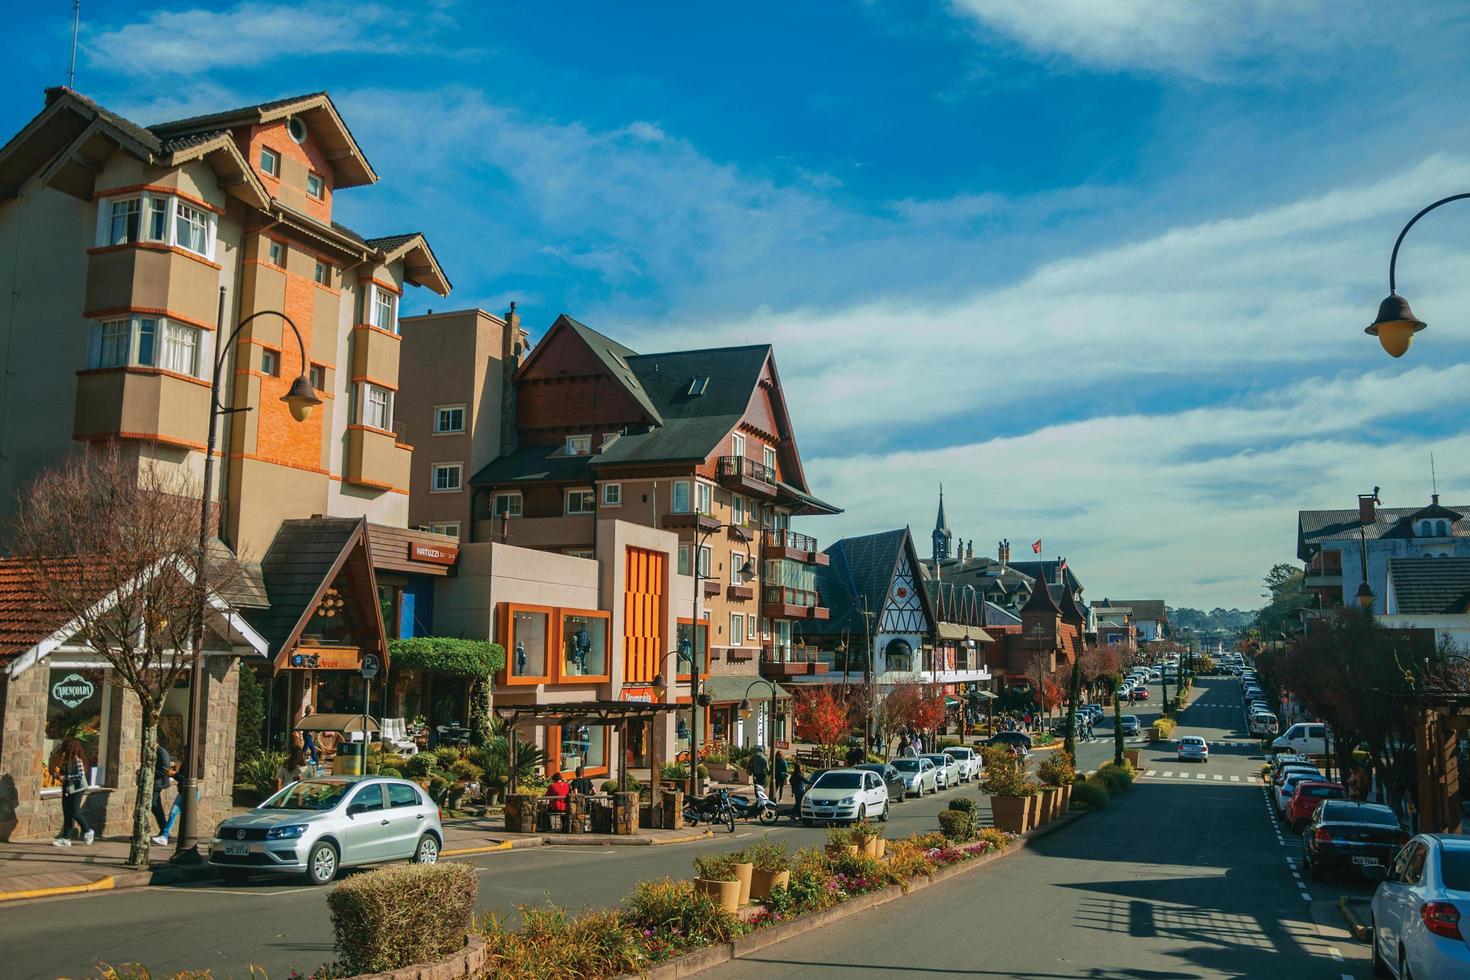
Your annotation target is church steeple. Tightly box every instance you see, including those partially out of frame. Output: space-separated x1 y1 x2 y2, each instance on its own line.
932 484 953 562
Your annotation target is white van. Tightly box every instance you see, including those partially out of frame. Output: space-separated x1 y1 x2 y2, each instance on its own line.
1249 711 1279 737
1272 722 1329 756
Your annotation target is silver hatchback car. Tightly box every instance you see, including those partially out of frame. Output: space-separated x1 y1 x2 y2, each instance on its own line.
209 776 443 885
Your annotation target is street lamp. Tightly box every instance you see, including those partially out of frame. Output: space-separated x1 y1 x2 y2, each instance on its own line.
651 525 756 797
175 289 320 863
1365 192 1470 357
737 677 781 792
1356 521 1376 610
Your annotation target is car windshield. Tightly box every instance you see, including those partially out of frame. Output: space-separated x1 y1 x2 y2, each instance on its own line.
944 748 967 757
892 759 923 772
812 772 863 789
922 755 949 765
263 780 349 811
1321 802 1398 826
1123 716 1140 725
1440 846 1470 891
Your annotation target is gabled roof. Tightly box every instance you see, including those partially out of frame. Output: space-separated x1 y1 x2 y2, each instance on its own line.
1007 560 1084 596
365 232 451 296
1297 502 1470 560
1020 575 1061 615
1103 599 1167 623
809 528 935 637
149 92 377 187
1386 558 1470 615
516 315 661 425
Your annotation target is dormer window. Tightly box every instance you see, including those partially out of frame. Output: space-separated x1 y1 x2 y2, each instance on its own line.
687 377 709 396
566 434 591 455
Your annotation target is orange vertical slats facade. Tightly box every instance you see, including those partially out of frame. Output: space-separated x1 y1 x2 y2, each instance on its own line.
624 547 665 683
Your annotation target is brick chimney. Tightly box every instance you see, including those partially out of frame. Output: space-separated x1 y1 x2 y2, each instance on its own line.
1358 490 1378 525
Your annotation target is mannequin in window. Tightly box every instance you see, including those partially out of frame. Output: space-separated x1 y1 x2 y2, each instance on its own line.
515 640 527 675
570 626 591 675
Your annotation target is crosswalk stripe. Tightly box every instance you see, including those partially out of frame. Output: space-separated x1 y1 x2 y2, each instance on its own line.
1231 775 1241 782
1144 770 1156 777
1197 773 1207 780
1162 771 1174 778
1213 774 1224 781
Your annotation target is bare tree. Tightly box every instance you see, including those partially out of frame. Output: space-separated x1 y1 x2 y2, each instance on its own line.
7 446 215 867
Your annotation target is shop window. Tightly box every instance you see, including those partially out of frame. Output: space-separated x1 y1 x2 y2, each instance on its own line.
676 619 708 677
561 611 609 679
44 668 110 792
558 724 607 773
507 607 550 681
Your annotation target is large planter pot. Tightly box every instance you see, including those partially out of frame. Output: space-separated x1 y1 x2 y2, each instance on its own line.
826 843 859 860
732 861 754 906
1125 749 1141 768
867 837 887 860
1040 786 1060 824
749 868 790 901
990 795 1029 834
694 877 740 913
1060 783 1073 812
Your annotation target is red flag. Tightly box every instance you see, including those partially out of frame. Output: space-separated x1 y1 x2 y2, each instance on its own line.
1031 539 1042 554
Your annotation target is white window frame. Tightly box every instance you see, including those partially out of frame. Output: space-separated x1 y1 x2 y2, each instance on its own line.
695 480 713 516
565 487 596 515
159 321 199 376
174 201 209 256
764 445 777 472
268 239 285 267
370 284 398 333
731 432 745 458
602 482 622 506
697 545 711 578
97 192 216 259
732 494 745 527
360 383 393 431
730 613 745 647
431 463 463 493
731 553 746 585
430 522 461 540
145 196 169 243
90 316 203 378
566 433 591 455
672 479 691 513
314 261 330 285
747 615 757 641
306 172 324 199
309 364 326 391
261 146 281 177
260 348 280 377
433 405 466 434
678 544 692 577
492 492 523 518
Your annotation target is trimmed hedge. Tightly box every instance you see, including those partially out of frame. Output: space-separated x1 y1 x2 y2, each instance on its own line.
1070 779 1110 809
937 808 974 840
387 636 505 676
1095 763 1134 795
327 862 477 975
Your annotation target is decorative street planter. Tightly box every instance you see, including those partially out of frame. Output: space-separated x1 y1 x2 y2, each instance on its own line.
1125 749 1141 768
989 795 1029 833
826 843 859 859
694 877 741 913
733 861 754 906
863 836 887 860
1059 783 1073 812
1039 786 1060 824
749 868 790 901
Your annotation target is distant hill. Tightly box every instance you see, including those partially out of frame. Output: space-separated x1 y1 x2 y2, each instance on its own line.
1166 606 1253 636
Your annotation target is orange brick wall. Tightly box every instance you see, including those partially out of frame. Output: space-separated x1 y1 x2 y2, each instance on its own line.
239 122 333 225
249 264 327 472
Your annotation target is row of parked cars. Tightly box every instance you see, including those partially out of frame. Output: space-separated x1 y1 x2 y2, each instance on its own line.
800 745 986 826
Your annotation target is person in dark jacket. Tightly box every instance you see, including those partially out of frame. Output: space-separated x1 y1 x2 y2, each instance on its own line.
747 749 769 791
52 738 94 846
789 759 806 811
773 751 790 801
150 738 173 844
569 766 595 796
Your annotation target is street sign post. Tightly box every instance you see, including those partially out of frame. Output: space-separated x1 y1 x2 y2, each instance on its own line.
360 654 381 763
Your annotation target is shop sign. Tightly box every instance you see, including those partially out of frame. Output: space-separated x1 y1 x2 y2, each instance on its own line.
286 647 363 670
409 542 458 566
51 672 95 709
621 687 655 703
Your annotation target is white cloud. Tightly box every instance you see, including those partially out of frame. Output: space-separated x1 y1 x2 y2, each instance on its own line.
945 0 1387 80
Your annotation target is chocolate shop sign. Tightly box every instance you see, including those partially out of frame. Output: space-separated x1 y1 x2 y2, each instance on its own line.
51 673 96 709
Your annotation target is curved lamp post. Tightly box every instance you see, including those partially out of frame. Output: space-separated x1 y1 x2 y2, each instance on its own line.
737 677 781 792
651 524 756 796
174 289 320 862
1366 193 1470 357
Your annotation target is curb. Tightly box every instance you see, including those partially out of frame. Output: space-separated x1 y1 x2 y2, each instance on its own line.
540 829 715 847
1339 896 1372 942
0 874 116 903
354 934 489 980
443 841 517 858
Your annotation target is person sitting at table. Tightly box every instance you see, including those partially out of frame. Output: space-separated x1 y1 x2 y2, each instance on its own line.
545 771 572 812
569 766 595 796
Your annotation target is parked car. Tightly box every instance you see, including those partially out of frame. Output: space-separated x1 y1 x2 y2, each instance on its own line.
1129 687 1151 702
984 731 1034 760
1268 754 1315 784
1177 735 1209 763
891 756 938 797
942 746 981 782
1119 715 1142 736
1304 801 1407 883
1284 780 1346 832
1080 703 1104 721
1371 833 1470 979
1276 770 1327 814
1249 711 1280 737
800 767 890 825
210 776 443 885
1148 669 1163 682
1273 722 1331 757
923 752 963 790
854 763 908 802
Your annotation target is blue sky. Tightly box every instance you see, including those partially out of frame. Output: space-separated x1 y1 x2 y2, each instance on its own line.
6 0 1470 608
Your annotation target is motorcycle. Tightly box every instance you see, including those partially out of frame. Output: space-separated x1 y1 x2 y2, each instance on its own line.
682 788 737 833
727 782 781 825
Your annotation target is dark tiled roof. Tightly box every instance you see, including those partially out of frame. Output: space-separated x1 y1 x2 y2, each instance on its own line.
148 93 328 134
1103 599 1167 623
808 528 912 636
331 221 368 246
626 344 770 422
1020 575 1061 615
1006 560 1083 595
1387 558 1470 614
159 129 228 153
365 233 420 253
560 316 662 424
1299 505 1470 545
246 517 362 655
44 87 162 154
469 444 595 487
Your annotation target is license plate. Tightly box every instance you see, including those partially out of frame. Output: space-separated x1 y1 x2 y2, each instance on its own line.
1352 857 1380 866
224 843 250 856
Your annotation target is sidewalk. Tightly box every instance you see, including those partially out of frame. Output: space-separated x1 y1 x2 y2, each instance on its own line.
0 813 715 903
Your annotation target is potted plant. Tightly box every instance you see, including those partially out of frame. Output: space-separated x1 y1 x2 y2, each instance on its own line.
852 822 886 859
692 854 741 913
745 838 791 901
980 746 1033 833
825 825 859 859
731 851 755 906
1037 750 1076 817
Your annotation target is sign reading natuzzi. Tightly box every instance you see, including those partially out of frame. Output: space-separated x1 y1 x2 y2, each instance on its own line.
409 541 458 566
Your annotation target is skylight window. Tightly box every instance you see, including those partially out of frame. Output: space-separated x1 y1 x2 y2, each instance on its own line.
687 377 710 396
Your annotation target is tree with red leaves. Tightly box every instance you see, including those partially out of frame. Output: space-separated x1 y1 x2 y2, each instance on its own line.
793 687 851 766
906 685 949 735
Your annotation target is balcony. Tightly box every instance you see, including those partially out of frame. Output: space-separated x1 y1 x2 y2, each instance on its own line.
716 455 777 497
762 528 829 565
350 323 401 383
702 578 722 597
726 583 755 601
762 586 829 620
73 367 210 449
85 243 221 328
760 644 829 679
345 424 411 491
662 511 720 533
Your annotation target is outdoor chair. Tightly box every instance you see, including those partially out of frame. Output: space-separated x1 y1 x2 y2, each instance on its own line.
381 717 418 756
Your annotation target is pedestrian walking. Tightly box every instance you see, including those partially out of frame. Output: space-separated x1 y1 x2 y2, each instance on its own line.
789 758 806 811
274 747 308 791
150 737 174 845
747 747 769 791
773 751 790 801
51 738 94 846
901 736 918 758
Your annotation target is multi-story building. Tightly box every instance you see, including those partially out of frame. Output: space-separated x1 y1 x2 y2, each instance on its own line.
1100 600 1167 642
1297 492 1470 615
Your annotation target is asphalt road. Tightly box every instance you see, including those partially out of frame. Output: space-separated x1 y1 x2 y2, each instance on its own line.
4 677 1358 979
708 675 1374 980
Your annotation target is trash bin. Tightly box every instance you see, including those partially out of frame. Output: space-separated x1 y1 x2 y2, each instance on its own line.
335 741 365 776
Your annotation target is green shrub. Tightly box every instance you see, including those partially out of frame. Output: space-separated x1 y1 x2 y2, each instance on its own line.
327 862 477 976
937 808 974 841
1096 762 1134 795
432 746 463 770
378 766 402 779
450 759 484 783
482 905 647 979
866 751 885 764
693 853 740 881
742 837 791 873
621 877 744 950
826 825 859 847
236 749 286 796
977 827 1012 851
428 773 451 801
660 762 690 780
936 737 962 749
979 746 1029 796
405 753 437 778
947 796 978 814
1070 780 1110 809
1037 750 1076 787
1151 717 1177 740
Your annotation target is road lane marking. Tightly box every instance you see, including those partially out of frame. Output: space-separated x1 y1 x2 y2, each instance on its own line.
1300 891 1312 901
1231 775 1241 782
1197 773 1207 780
1213 774 1223 781
1144 770 1156 776
1327 947 1343 961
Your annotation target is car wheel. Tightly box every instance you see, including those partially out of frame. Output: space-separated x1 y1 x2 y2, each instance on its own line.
880 802 890 822
412 833 439 864
1399 948 1413 980
1370 918 1390 977
305 841 338 886
1307 856 1324 881
856 804 867 824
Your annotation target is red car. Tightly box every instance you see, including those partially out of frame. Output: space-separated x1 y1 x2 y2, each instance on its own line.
1129 687 1150 701
1286 780 1346 832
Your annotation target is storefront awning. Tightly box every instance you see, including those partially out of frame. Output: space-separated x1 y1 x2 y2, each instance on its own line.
935 622 993 643
295 712 379 733
494 700 687 727
700 675 793 705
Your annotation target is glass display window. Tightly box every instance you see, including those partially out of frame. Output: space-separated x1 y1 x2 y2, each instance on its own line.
43 667 111 792
559 610 610 681
555 723 607 776
504 605 552 683
675 619 709 679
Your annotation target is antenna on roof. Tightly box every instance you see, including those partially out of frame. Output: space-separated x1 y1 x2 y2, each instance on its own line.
68 0 80 88
1431 453 1439 497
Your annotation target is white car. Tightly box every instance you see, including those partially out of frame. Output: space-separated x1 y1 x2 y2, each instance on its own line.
943 746 982 782
891 757 938 797
922 753 962 790
1177 736 1209 763
1249 711 1280 737
800 768 890 825
1273 722 1330 757
1371 834 1470 979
